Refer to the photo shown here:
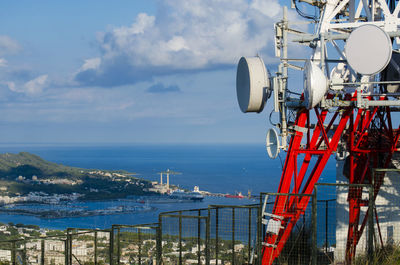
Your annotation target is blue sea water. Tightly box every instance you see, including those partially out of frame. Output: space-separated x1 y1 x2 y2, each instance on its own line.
0 144 337 230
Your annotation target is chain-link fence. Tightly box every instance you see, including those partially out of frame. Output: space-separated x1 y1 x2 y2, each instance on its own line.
160 204 261 265
0 237 67 265
0 201 329 265
111 224 158 265
358 168 400 263
208 205 260 265
315 183 374 265
159 210 209 265
4 182 400 265
24 237 67 265
259 193 314 265
67 228 111 265
0 240 17 264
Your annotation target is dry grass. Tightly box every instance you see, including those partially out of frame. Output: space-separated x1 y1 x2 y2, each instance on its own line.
353 244 400 265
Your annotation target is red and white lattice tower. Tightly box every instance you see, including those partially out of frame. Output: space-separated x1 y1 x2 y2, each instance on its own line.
236 0 400 264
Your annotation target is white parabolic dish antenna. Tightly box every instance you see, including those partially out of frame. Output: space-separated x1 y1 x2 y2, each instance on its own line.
303 60 328 109
236 56 270 113
345 24 392 75
266 128 280 159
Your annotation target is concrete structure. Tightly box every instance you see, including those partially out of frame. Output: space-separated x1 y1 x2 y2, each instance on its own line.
335 157 400 261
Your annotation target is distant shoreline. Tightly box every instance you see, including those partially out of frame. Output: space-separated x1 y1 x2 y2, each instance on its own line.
0 194 209 219
0 202 156 219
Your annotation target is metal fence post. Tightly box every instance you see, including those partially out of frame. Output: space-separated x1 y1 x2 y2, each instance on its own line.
157 216 162 265
325 199 328 253
179 211 182 265
368 177 375 261
248 208 251 262
302 213 306 260
41 239 45 265
110 225 114 265
206 210 210 265
197 209 201 265
94 231 98 265
138 228 142 265
312 188 317 265
257 205 262 265
64 239 68 265
11 240 16 265
68 228 72 265
23 241 27 265
117 227 121 265
232 207 235 265
216 207 219 265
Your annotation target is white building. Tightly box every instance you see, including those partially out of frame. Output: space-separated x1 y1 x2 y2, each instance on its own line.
0 249 11 262
335 158 400 262
46 240 64 252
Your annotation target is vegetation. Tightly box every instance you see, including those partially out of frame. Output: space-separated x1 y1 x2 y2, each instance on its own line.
0 152 155 200
0 152 85 180
353 244 400 265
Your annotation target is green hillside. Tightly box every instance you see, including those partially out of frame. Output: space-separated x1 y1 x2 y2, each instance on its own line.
0 152 85 180
0 152 154 200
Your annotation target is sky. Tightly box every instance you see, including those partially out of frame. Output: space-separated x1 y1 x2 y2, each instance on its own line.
0 0 303 144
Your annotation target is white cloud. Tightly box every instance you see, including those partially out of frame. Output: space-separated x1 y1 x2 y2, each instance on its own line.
75 0 289 86
250 0 281 17
6 81 16 92
24 75 48 94
166 36 188 52
0 35 20 56
80 57 101 71
7 74 48 95
0 58 7 67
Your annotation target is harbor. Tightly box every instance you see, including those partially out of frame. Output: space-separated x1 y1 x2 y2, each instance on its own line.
148 169 253 200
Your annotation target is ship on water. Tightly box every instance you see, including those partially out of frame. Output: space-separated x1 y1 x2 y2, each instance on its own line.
224 192 245 199
169 189 204 201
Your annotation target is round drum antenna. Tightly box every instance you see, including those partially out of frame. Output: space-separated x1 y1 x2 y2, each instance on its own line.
303 60 328 109
266 128 280 159
236 56 270 113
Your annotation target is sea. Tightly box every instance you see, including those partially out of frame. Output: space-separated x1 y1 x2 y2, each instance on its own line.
0 144 337 231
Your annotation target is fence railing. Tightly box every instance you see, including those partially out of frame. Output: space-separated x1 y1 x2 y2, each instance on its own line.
0 181 395 265
159 213 209 264
111 223 158 265
207 204 260 265
259 192 315 265
66 228 111 265
315 183 374 265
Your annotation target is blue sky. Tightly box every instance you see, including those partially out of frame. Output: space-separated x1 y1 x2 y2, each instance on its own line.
0 0 299 144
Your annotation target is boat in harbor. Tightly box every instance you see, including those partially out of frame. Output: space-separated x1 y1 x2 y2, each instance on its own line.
169 189 204 201
225 192 245 199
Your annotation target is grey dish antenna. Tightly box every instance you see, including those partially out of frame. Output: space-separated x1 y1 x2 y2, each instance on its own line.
345 24 392 75
236 56 270 113
266 128 280 159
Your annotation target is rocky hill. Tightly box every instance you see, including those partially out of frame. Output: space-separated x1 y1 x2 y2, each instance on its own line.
0 152 85 180
0 152 154 200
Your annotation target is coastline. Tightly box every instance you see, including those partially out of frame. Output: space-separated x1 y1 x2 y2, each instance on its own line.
0 202 156 219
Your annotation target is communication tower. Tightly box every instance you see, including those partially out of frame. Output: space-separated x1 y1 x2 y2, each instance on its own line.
236 0 400 264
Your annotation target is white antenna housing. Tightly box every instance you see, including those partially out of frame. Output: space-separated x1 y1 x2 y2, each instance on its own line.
266 128 280 159
303 60 328 109
236 56 270 113
345 25 392 75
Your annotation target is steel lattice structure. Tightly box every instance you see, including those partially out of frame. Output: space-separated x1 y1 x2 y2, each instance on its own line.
262 102 400 264
236 0 400 264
